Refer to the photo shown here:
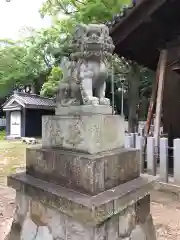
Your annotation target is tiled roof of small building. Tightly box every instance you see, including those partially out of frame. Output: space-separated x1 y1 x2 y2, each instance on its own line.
105 0 137 30
3 92 56 110
14 93 55 108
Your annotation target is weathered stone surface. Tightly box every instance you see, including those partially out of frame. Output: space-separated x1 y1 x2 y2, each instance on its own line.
119 205 136 238
104 150 139 190
113 176 155 215
140 214 156 240
130 225 146 240
17 196 108 240
12 197 156 240
30 200 47 226
8 181 156 240
26 146 139 195
106 215 119 239
129 215 156 240
6 221 21 240
14 192 30 225
42 114 125 154
55 105 112 115
94 224 106 240
46 207 66 239
35 226 53 240
135 194 150 224
56 24 114 107
66 218 93 240
8 173 156 227
21 217 37 240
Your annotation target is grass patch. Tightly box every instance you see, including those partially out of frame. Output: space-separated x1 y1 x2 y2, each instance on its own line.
0 130 5 140
0 140 27 184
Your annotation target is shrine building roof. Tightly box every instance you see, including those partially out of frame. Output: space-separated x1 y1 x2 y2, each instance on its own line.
108 0 180 70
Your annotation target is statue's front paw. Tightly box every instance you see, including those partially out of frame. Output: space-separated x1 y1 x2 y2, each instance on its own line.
99 98 110 105
84 97 99 105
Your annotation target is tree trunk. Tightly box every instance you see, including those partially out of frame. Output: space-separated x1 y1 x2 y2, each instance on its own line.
128 63 140 133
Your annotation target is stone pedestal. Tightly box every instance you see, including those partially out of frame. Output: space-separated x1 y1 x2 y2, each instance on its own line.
7 111 157 240
41 114 125 154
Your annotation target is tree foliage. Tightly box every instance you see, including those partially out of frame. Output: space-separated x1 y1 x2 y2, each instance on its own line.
40 66 63 97
1 0 153 122
0 38 47 98
40 0 131 23
0 0 132 97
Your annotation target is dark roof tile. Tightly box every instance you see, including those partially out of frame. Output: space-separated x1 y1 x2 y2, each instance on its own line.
106 0 137 29
14 92 55 108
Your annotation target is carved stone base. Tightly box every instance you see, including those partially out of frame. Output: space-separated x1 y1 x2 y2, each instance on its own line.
26 146 139 195
42 114 125 154
7 173 156 240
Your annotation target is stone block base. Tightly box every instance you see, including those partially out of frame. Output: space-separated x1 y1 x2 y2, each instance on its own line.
7 173 156 240
42 114 125 154
26 146 139 195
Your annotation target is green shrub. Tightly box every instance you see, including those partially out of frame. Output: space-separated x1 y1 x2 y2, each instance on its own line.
0 129 5 140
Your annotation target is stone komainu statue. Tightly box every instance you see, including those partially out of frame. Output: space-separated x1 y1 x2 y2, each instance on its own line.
57 24 115 106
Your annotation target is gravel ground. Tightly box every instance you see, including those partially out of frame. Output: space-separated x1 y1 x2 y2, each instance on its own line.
0 187 15 240
151 190 180 240
152 202 180 239
0 187 180 240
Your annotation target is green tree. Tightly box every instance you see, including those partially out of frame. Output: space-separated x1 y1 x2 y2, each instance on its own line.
0 0 133 98
0 36 50 98
2 0 154 125
38 0 133 97
40 0 131 23
40 66 63 97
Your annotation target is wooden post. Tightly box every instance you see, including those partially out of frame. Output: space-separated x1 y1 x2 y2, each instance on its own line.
159 137 168 183
144 51 162 137
143 50 164 160
128 63 140 133
154 50 168 152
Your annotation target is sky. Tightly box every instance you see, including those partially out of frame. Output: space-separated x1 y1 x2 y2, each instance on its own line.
0 0 52 39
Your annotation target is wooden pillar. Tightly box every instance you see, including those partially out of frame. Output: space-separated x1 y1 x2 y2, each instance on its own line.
144 51 162 137
128 63 140 133
154 50 168 150
143 50 167 158
162 44 180 170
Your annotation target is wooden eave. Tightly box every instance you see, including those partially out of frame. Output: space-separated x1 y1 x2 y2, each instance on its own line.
110 0 180 70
